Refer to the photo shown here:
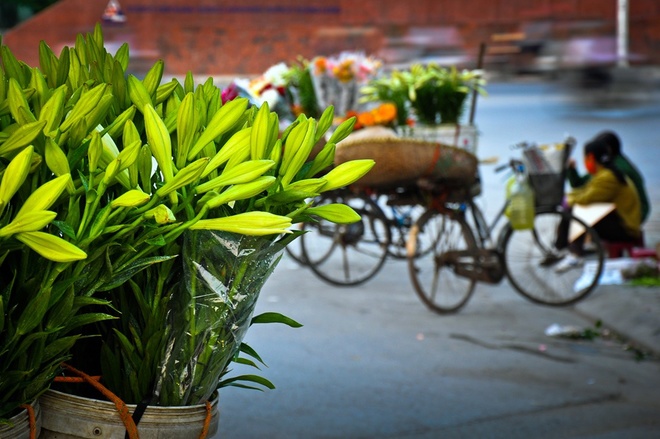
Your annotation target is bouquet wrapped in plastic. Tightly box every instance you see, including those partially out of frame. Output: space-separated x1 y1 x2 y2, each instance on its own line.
154 230 292 406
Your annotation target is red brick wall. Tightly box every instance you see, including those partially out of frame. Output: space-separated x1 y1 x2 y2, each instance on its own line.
2 0 658 76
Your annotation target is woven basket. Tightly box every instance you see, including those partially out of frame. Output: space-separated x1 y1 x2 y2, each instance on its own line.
336 134 478 189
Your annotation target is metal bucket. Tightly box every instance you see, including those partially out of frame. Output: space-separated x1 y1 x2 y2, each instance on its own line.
39 389 219 439
0 399 41 439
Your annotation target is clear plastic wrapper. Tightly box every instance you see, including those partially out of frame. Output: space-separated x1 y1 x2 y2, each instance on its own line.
154 230 287 406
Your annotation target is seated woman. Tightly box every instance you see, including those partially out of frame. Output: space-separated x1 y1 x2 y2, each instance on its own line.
555 136 642 272
566 130 650 223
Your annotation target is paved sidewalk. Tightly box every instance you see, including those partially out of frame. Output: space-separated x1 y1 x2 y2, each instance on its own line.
575 281 660 358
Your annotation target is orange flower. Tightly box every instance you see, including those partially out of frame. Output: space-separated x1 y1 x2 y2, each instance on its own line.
372 103 397 125
357 111 375 127
314 57 327 73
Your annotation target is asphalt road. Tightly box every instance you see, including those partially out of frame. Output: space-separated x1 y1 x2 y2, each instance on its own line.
214 78 660 439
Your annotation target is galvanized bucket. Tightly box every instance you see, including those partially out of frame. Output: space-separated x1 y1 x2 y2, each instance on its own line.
39 389 219 439
0 400 41 439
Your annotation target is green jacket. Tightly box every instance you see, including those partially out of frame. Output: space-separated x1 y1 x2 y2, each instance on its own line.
566 154 650 222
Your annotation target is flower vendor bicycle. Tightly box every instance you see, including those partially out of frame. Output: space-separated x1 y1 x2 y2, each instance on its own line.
406 137 606 313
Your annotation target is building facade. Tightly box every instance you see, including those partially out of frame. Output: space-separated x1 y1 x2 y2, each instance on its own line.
2 0 659 76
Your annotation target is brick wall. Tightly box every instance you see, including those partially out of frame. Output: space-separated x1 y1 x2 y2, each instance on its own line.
2 0 659 76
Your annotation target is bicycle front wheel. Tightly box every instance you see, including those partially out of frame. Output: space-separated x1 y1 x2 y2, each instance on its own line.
502 209 604 305
407 208 478 314
301 190 391 286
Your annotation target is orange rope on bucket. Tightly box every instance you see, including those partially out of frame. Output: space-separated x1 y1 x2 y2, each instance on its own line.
19 403 36 439
199 400 213 439
58 363 140 439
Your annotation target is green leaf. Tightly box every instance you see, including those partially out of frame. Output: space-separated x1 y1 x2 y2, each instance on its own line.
251 312 303 328
218 374 275 390
98 255 178 291
65 312 116 332
51 220 77 240
15 289 51 336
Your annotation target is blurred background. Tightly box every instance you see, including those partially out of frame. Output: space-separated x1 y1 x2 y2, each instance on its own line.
2 0 660 86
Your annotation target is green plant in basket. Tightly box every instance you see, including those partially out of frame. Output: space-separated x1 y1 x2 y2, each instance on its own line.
0 23 374 416
361 63 486 127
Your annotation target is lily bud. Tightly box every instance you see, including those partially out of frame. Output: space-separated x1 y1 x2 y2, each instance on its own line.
0 145 33 206
156 157 209 198
190 211 292 236
16 231 87 262
144 204 176 224
320 159 375 192
0 210 57 237
111 189 151 208
195 160 275 194
15 174 71 220
306 203 361 224
201 127 252 178
205 176 275 209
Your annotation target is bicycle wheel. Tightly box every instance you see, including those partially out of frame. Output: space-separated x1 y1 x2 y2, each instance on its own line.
501 209 604 305
407 207 478 314
301 190 391 286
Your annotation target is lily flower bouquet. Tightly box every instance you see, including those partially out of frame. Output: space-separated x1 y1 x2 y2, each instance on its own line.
0 24 373 422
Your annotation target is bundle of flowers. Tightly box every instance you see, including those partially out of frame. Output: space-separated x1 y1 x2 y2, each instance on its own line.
0 23 374 418
309 52 382 117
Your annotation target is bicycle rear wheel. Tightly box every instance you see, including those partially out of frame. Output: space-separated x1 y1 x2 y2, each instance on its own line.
502 209 604 305
301 190 391 286
407 208 478 314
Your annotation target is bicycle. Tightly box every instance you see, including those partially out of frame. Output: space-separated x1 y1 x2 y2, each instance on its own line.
297 186 428 286
406 137 606 314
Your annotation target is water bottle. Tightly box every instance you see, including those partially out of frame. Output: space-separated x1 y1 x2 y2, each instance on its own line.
507 171 535 230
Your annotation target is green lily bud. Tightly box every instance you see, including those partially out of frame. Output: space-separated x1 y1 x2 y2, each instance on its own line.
105 105 137 139
88 130 103 173
59 83 108 132
175 92 197 168
16 231 87 262
187 97 248 161
195 160 275 194
102 158 121 185
320 159 375 192
250 102 272 160
269 138 282 164
38 84 66 136
143 103 174 183
111 189 151 208
284 178 327 193
306 203 361 224
315 105 334 143
190 211 292 236
116 140 142 172
0 145 33 206
15 174 70 220
201 127 252 178
0 210 57 237
205 176 276 209
0 120 47 157
45 138 70 176
304 142 335 179
327 116 356 144
144 205 176 224
279 117 308 174
7 77 37 125
281 119 316 186
142 59 164 97
138 144 153 193
127 74 153 113
156 157 209 198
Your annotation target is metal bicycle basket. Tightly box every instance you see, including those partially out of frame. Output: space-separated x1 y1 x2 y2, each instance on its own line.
522 139 575 209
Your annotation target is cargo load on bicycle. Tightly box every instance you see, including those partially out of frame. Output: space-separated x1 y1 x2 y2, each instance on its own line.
334 126 479 190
